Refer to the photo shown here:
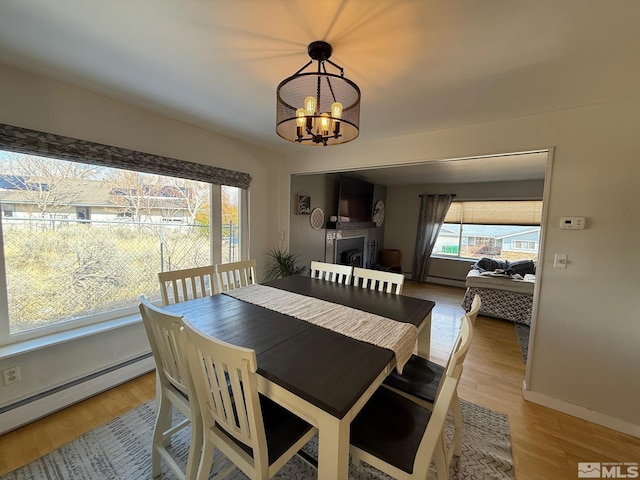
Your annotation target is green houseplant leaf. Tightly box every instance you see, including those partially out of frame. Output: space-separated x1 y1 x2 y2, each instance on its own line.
265 246 305 280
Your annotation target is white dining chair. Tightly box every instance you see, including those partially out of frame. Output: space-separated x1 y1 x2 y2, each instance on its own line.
158 265 217 305
139 296 202 480
382 307 477 470
310 260 353 284
215 259 257 292
181 318 318 480
349 314 473 479
352 266 405 294
467 293 481 324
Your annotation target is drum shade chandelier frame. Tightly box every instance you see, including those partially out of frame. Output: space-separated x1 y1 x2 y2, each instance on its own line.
276 41 361 146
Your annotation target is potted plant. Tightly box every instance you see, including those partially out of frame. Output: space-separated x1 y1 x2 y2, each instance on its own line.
265 245 305 280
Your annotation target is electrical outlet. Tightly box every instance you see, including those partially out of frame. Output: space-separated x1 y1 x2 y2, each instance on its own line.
2 366 21 385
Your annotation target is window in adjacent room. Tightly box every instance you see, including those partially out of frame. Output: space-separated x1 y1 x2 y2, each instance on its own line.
433 200 542 261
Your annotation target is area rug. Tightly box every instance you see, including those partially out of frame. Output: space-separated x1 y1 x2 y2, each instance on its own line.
515 323 530 362
2 399 514 480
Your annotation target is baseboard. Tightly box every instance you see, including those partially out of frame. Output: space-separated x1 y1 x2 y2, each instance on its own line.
422 275 466 288
522 380 640 439
0 353 155 434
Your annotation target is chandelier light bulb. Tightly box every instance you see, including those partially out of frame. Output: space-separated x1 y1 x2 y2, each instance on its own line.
295 108 306 138
304 96 316 131
319 113 331 136
304 96 317 116
331 101 343 136
331 102 343 119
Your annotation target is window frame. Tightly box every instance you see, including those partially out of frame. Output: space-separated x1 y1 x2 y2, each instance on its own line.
0 124 251 346
2 203 14 217
432 200 543 261
511 240 539 251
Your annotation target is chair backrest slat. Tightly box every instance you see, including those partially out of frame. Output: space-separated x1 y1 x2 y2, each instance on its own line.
215 259 257 292
183 320 266 453
158 265 216 305
352 267 404 294
310 261 353 284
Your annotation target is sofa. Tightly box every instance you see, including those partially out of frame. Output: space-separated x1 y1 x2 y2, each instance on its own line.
461 258 536 325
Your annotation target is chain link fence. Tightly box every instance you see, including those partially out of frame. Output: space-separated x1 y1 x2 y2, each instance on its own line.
3 217 213 333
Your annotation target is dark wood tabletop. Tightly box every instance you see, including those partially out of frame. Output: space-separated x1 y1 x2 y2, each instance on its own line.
264 275 434 329
164 275 435 419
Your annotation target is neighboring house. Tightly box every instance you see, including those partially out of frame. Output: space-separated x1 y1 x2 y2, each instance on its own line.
434 224 541 257
0 175 192 225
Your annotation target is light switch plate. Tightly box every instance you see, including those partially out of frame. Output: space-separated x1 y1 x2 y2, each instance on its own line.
554 253 568 268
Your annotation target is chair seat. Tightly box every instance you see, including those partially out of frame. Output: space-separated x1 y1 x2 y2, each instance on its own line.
383 354 445 403
218 394 315 464
351 386 433 474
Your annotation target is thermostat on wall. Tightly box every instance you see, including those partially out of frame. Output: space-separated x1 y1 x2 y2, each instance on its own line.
560 216 585 229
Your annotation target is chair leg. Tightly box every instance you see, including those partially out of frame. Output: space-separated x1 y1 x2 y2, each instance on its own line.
152 395 172 478
185 413 203 480
197 438 216 480
433 438 449 480
449 392 464 463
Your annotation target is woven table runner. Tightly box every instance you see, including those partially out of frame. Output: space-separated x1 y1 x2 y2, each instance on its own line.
223 284 417 373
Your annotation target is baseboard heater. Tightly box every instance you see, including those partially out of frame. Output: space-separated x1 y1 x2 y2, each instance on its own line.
0 352 155 434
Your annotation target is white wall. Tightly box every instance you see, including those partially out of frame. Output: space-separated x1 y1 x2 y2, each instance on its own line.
0 63 278 427
279 100 640 436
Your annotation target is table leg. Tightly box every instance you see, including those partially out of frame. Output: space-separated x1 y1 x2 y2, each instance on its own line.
316 413 350 480
417 311 432 359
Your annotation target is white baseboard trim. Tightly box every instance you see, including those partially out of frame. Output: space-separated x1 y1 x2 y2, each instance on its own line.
522 380 640 439
0 354 155 434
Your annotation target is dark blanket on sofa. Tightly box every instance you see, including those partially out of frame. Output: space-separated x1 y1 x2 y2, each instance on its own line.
473 257 536 276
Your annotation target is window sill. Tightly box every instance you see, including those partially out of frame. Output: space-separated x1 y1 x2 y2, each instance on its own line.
0 314 142 361
430 255 476 262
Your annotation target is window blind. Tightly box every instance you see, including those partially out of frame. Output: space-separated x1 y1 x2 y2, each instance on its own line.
444 200 542 226
0 123 252 189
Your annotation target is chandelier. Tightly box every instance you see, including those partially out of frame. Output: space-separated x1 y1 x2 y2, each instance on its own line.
276 41 361 146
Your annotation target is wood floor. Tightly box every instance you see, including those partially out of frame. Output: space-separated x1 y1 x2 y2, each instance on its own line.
1 282 638 478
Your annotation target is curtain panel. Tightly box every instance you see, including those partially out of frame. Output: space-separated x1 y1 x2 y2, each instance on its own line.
0 123 252 189
412 194 454 282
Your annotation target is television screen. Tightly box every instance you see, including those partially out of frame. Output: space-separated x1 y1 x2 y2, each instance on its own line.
337 175 374 222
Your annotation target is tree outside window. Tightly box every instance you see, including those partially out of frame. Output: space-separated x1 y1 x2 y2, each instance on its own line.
0 151 218 336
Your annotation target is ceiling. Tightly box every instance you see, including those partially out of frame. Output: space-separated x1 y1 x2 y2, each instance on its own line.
339 151 549 186
0 1 638 183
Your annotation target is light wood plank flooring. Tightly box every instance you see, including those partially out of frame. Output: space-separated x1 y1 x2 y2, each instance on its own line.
1 282 638 478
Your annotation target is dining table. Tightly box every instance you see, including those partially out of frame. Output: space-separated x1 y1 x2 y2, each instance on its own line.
163 274 435 480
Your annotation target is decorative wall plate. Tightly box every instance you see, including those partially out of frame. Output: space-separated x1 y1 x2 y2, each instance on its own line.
310 208 325 230
373 200 385 227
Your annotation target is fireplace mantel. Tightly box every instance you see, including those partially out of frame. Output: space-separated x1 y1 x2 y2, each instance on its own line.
326 221 377 230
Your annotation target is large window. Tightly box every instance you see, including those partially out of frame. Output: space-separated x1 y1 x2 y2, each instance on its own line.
433 200 542 261
0 150 244 342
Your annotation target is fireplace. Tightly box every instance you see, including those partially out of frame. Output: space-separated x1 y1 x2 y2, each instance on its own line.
336 236 365 267
341 248 363 266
